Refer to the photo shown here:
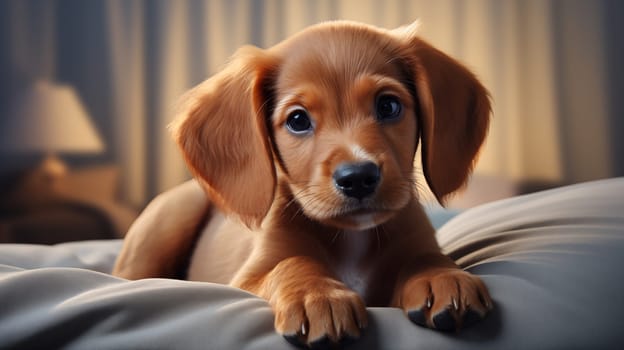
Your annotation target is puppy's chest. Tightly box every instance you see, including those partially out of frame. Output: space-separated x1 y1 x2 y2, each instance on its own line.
330 230 377 301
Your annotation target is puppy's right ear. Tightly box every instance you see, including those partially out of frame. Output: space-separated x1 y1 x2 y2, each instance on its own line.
170 47 278 228
393 23 491 204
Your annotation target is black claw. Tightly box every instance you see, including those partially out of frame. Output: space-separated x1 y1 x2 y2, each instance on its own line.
432 309 457 332
462 309 483 328
407 308 428 327
309 335 332 350
283 333 306 348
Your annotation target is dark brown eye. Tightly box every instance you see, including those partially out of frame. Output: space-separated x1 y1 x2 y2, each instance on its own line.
376 95 402 122
286 109 313 135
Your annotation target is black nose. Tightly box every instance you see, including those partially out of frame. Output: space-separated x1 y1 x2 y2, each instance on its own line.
332 161 381 200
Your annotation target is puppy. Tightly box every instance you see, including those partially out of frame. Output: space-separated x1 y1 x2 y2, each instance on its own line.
114 20 492 348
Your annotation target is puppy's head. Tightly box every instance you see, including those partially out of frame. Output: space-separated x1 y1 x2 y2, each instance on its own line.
171 21 490 229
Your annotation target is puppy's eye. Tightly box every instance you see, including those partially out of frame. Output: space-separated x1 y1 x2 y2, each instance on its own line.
285 109 313 135
376 95 402 121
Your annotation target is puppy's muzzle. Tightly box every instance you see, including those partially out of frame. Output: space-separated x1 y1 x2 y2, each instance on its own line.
332 161 381 200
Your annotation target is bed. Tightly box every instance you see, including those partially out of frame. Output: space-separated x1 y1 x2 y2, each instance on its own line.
1 178 623 349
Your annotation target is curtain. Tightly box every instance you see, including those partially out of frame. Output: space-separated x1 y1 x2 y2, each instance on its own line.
1 0 620 206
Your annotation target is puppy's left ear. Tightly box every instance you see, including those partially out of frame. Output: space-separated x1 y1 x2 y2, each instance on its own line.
394 23 491 203
170 47 278 227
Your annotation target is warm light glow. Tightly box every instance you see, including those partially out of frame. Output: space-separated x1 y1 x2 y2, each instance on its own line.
0 80 105 154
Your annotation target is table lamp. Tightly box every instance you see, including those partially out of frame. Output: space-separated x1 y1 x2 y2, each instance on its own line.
0 80 105 178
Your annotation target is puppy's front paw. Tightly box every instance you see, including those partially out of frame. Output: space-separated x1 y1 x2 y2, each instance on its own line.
274 278 367 349
400 269 492 332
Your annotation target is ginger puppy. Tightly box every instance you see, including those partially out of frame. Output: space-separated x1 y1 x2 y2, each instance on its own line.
114 20 493 348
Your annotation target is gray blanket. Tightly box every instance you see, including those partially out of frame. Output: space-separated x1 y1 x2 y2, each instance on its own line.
1 178 623 349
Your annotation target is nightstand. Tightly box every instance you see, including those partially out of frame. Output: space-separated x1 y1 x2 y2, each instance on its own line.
0 164 138 244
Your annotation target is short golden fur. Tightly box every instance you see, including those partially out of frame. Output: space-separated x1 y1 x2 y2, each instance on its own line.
114 20 492 348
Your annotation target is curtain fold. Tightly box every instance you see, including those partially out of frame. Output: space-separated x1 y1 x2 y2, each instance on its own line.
106 0 147 207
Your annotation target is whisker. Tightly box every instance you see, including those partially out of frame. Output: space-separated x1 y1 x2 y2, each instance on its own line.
330 230 343 245
284 192 303 211
379 224 390 243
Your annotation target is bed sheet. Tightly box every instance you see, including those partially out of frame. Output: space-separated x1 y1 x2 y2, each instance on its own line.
1 178 623 349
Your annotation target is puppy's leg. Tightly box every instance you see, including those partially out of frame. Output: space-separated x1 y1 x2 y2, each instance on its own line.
393 253 493 331
113 180 210 279
233 256 368 348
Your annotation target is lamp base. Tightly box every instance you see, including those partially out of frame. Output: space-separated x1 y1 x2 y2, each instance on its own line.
39 154 68 179
10 154 69 200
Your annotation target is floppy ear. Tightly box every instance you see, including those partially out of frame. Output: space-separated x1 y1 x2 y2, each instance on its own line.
170 46 278 227
395 25 491 203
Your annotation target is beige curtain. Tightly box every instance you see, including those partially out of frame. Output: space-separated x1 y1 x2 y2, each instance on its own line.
99 0 615 204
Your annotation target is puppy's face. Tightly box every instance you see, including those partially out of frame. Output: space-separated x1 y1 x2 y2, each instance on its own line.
270 29 418 230
172 21 490 229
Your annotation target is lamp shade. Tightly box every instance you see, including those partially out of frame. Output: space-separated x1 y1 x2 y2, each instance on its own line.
0 80 105 154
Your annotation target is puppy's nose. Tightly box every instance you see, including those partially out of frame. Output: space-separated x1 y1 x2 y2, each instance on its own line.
332 161 381 200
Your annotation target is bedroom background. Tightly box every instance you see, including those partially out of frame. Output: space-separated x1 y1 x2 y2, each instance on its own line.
0 0 622 243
